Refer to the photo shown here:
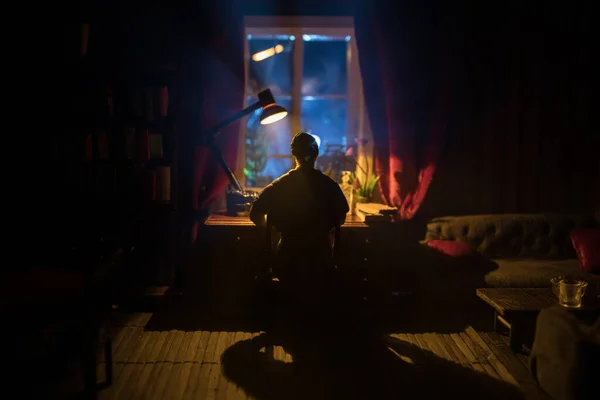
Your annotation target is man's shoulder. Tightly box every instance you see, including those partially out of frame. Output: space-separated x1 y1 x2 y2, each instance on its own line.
260 170 293 192
317 170 341 187
271 170 294 185
263 168 338 188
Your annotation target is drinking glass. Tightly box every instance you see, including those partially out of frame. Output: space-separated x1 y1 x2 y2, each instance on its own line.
551 277 588 308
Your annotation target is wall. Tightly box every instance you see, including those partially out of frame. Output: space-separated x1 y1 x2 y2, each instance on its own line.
419 2 599 217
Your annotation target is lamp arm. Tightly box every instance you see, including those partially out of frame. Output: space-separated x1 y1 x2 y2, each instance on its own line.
210 144 244 192
199 101 262 146
198 101 262 192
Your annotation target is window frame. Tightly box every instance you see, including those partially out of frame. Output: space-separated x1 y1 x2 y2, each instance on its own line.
238 16 367 188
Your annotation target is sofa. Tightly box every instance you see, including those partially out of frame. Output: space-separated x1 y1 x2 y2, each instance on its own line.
416 213 600 301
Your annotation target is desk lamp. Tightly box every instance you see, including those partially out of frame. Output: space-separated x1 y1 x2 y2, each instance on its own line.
198 88 287 215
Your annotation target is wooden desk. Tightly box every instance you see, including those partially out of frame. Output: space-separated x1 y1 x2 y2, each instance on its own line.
189 214 420 315
204 213 369 228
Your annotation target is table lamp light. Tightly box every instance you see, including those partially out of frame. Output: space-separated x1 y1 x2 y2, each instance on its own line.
198 88 287 215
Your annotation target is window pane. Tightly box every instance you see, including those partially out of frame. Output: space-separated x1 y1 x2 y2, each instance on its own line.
301 97 347 152
248 36 294 96
245 97 293 186
302 38 348 95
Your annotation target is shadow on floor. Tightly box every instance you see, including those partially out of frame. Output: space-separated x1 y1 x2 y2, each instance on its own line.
220 314 524 400
144 289 494 334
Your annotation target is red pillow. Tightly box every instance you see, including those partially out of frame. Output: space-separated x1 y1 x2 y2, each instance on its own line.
427 240 474 257
570 228 600 273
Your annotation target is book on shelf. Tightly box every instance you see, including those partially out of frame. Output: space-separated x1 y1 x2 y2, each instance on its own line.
124 127 136 159
98 132 110 159
138 129 150 160
156 166 171 202
84 132 110 161
150 133 163 158
158 87 168 118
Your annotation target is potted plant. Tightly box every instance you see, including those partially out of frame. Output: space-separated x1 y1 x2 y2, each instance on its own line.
352 174 380 203
244 126 269 187
347 137 380 209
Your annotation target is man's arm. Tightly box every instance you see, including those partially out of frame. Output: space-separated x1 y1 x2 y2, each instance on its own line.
249 186 273 227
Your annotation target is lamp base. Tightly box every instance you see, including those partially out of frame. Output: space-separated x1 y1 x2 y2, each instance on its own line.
226 188 259 216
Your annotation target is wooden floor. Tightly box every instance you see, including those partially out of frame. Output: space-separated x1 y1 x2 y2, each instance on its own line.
49 312 548 400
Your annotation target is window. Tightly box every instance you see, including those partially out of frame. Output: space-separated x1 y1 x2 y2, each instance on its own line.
240 17 367 188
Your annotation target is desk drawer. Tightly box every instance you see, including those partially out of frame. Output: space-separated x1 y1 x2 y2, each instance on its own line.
193 226 267 311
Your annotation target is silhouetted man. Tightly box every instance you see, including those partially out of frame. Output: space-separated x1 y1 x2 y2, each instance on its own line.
249 132 349 302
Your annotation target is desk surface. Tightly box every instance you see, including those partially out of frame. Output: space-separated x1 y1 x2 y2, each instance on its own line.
205 213 369 228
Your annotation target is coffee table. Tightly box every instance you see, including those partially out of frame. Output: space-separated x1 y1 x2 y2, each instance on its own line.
476 288 600 352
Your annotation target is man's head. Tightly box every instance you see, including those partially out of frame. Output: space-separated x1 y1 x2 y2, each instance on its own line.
290 132 319 166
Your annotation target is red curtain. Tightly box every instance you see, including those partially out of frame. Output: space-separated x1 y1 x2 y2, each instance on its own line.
354 5 454 220
189 2 245 242
193 57 245 210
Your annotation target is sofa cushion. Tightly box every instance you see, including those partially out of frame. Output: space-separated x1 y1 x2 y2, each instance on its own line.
425 214 599 259
484 259 600 289
570 228 600 273
427 240 474 257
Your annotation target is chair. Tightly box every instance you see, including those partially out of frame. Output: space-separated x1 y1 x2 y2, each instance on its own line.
256 217 342 310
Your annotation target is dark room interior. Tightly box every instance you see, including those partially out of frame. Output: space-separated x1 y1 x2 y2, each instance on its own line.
4 0 599 399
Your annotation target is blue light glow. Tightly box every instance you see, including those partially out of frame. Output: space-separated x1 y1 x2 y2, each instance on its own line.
302 34 347 42
310 134 321 148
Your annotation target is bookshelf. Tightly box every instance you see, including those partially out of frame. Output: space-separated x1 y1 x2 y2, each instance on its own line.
52 23 179 291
